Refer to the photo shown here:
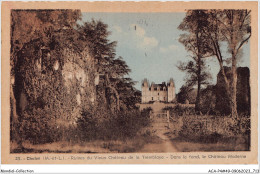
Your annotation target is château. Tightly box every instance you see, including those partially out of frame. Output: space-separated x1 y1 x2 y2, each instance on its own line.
141 78 175 103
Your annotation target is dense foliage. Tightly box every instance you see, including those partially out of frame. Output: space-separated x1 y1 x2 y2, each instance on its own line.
178 10 251 118
10 10 143 146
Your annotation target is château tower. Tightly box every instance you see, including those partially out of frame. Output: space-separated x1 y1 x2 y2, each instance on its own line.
167 78 175 102
141 78 149 103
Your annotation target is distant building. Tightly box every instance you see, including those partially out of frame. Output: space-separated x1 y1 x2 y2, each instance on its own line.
141 78 175 103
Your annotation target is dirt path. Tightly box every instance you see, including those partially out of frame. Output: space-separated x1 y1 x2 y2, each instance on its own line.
139 128 178 152
139 111 178 153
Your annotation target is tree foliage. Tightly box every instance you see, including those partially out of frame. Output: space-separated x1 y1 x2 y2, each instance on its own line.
178 10 212 112
177 60 211 88
10 10 142 146
77 20 140 112
205 10 251 118
178 10 251 118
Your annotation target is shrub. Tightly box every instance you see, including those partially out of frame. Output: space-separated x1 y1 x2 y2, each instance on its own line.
76 108 151 142
169 104 195 116
20 108 59 144
177 114 250 147
77 110 99 141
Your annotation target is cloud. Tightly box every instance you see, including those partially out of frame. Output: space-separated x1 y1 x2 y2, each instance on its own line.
141 37 158 48
110 24 159 51
113 25 122 33
130 24 146 37
130 24 158 49
159 44 178 53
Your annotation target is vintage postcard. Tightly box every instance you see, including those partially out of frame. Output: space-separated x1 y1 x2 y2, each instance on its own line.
1 1 258 164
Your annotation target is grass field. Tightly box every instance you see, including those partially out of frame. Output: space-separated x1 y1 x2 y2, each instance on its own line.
169 136 250 152
10 134 162 153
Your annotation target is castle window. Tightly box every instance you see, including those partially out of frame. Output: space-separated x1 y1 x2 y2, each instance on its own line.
158 93 159 95
164 97 165 100
152 97 153 100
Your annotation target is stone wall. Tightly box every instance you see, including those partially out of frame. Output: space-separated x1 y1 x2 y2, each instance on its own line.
62 48 96 106
14 41 96 128
215 67 250 115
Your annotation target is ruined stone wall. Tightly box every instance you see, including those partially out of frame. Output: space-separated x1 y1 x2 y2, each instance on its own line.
14 41 96 131
215 67 250 115
61 47 96 120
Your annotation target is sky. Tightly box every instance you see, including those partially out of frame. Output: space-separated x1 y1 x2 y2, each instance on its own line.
80 13 250 93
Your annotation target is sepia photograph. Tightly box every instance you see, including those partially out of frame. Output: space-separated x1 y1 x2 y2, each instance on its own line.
1 1 258 165
9 8 252 153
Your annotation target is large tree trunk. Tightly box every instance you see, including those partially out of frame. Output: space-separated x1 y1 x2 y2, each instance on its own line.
212 34 237 118
195 31 201 113
105 74 120 112
195 60 201 113
231 51 238 119
230 15 239 119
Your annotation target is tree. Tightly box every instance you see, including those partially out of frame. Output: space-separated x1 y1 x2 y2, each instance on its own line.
179 10 251 119
177 85 196 104
77 20 119 111
77 20 140 112
178 10 212 113
204 10 251 118
177 60 211 103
